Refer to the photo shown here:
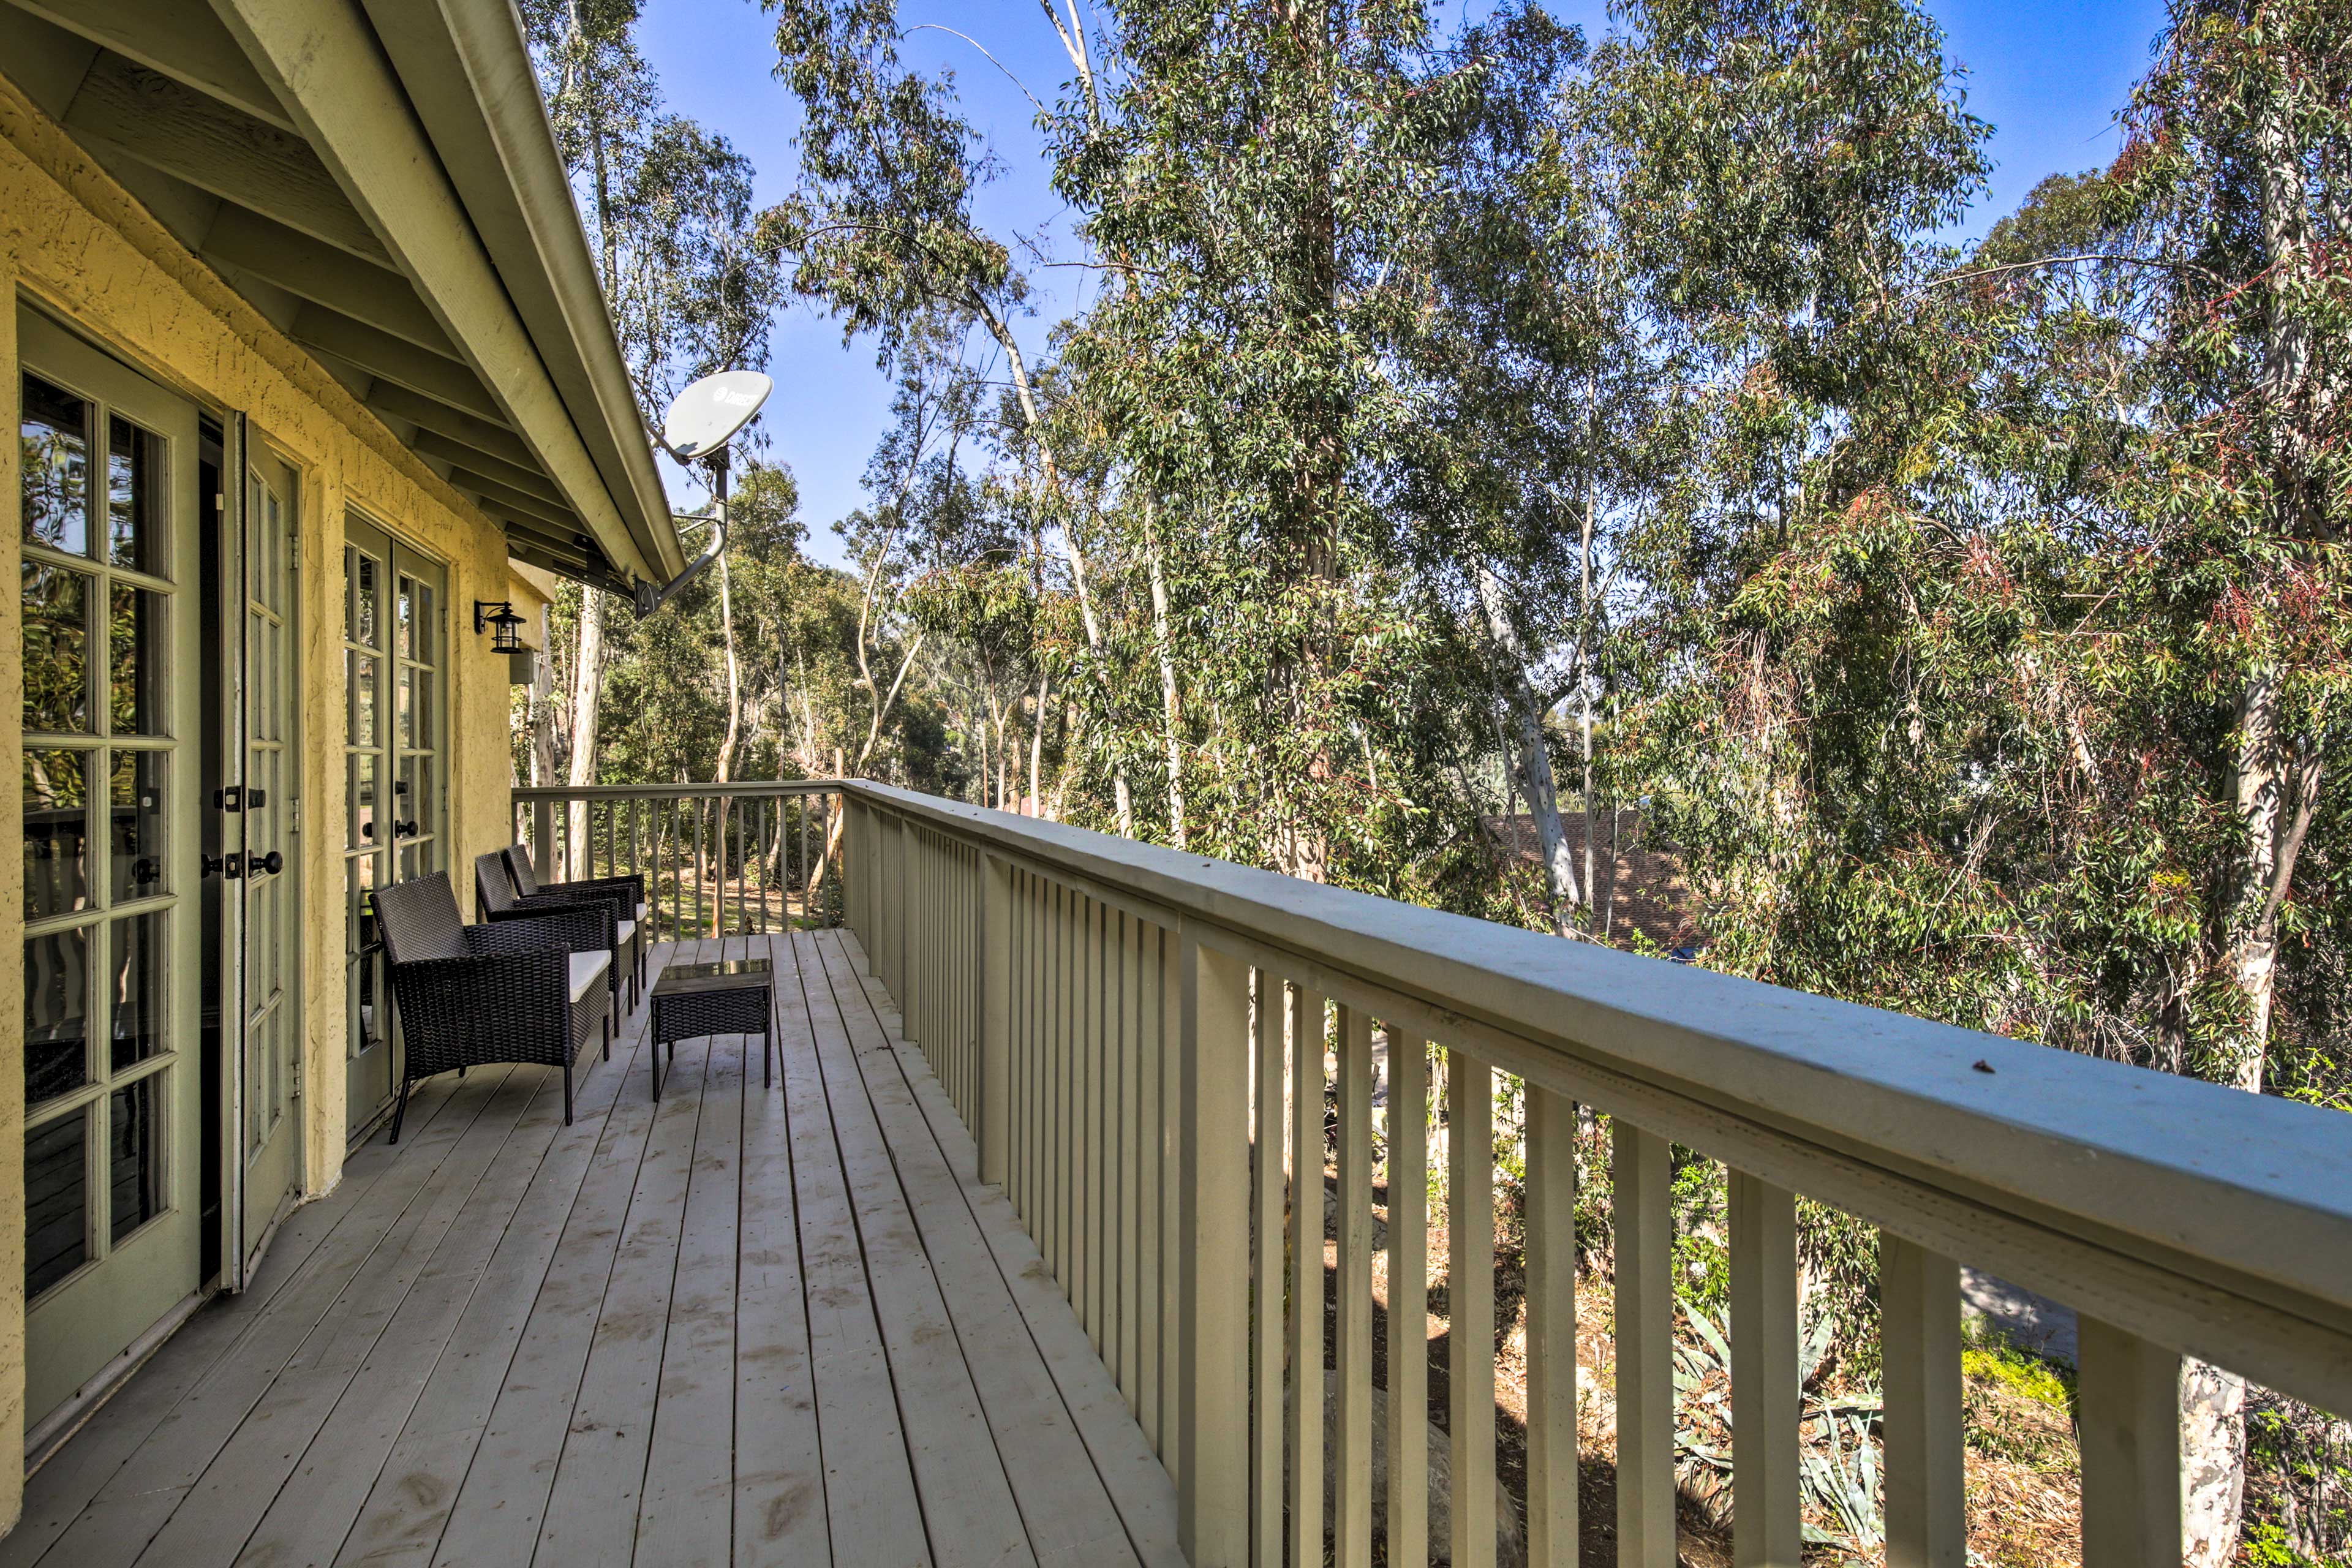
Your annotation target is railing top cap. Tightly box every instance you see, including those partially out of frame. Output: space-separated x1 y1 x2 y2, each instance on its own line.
841 779 2352 1320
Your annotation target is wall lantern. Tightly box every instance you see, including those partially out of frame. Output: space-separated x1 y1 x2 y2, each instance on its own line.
473 599 528 655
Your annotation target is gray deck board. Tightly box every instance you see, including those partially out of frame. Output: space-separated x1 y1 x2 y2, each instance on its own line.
5 932 1182 1568
796 932 1035 1568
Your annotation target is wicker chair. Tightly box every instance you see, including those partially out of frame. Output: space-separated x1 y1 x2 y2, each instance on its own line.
477 851 643 1010
502 845 649 993
374 872 613 1140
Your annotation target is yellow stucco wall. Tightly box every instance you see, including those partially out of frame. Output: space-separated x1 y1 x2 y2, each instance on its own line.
0 74 527 1513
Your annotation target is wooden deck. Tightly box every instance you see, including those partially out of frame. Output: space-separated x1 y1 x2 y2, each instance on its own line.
1 932 1181 1568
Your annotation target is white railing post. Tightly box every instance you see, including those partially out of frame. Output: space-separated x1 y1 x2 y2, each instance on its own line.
1525 1085 1578 1566
979 850 1012 1188
2078 1316 2182 1568
1730 1170 1802 1568
1175 928 1249 1566
1880 1232 1966 1567
1448 1050 1496 1568
1614 1121 1676 1568
881 810 906 1004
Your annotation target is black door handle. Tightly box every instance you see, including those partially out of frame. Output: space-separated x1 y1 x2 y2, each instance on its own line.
255 850 284 876
203 852 244 880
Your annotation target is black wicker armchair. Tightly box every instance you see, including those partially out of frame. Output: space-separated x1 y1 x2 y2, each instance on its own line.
374 872 613 1140
478 851 643 1009
502 845 649 993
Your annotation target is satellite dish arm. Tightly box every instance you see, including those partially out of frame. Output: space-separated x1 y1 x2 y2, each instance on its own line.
633 447 731 619
633 515 727 618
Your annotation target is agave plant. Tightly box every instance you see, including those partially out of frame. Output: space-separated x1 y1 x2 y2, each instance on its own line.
1672 1301 1890 1556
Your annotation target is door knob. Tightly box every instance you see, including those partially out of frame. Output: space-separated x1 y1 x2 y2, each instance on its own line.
255 850 285 876
202 852 244 880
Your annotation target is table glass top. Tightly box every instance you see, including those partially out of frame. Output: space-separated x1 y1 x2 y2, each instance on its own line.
654 957 773 989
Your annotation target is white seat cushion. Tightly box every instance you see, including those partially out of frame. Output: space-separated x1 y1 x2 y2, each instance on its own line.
569 951 611 1004
636 900 648 921
616 918 636 944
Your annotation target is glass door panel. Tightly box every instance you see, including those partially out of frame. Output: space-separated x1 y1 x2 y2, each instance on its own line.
17 309 203 1434
342 516 445 1141
239 447 300 1254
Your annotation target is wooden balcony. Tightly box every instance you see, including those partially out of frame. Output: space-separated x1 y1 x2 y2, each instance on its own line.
11 778 2351 1568
1 930 1180 1568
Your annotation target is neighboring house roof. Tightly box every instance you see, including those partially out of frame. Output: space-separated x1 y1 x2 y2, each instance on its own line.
1485 809 1702 951
0 0 678 590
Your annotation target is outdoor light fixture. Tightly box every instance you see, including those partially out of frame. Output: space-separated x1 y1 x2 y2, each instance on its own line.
473 599 528 655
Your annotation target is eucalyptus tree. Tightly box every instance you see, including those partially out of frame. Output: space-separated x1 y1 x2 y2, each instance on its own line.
1052 0 1575 884
521 0 783 867
1389 29 1657 934
760 0 1143 831
1596 0 2346 1556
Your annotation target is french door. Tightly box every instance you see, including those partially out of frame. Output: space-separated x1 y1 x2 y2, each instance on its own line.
17 309 205 1433
341 515 446 1141
234 439 301 1259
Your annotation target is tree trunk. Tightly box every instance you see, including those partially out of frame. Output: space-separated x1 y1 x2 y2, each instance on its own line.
1476 562 1581 934
2182 43 2341 1564
1145 500 1187 850
1027 672 1050 816
565 589 606 878
529 646 557 789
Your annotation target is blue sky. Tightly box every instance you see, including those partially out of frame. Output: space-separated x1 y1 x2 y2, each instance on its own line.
638 0 2168 567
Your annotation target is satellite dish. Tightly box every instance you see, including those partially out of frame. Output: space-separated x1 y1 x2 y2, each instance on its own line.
660 369 773 460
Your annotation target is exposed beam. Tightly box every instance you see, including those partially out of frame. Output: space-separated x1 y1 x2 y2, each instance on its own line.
62 53 387 266
6 0 296 131
408 429 565 507
446 467 587 533
360 383 533 470
494 509 593 559
288 306 503 423
201 207 454 355
209 0 657 582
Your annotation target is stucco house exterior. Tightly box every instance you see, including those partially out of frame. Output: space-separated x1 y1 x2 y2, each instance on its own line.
0 0 680 1507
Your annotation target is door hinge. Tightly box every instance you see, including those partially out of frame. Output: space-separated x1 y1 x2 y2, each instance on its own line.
290 797 301 835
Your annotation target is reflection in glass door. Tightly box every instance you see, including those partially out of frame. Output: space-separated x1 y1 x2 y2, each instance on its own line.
17 311 203 1435
239 447 300 1255
342 515 444 1140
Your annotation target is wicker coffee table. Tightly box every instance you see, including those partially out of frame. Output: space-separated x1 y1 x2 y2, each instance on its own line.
647 956 776 1101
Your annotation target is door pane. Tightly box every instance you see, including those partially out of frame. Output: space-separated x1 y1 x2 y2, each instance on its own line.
20 374 89 556
25 1110 88 1298
350 752 377 850
24 748 91 920
21 562 91 733
110 585 165 734
24 927 89 1106
109 750 165 900
350 651 376 747
109 911 164 1072
349 548 379 646
108 1076 164 1245
105 417 164 575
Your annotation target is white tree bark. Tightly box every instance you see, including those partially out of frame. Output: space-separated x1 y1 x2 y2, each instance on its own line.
565 589 605 878
1145 502 1187 850
1476 562 1581 934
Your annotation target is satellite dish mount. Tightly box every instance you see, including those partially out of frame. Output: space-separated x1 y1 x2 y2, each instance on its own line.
636 369 775 617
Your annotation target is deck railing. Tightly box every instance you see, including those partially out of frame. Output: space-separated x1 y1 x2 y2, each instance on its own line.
509 782 845 940
834 780 2352 1568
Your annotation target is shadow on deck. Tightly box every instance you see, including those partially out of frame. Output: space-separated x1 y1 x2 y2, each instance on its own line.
1 932 1180 1568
